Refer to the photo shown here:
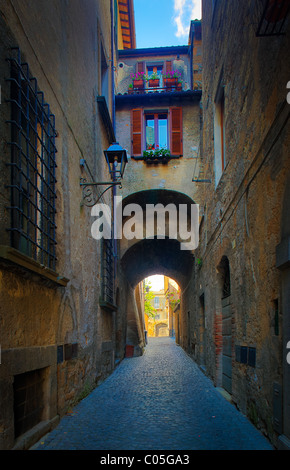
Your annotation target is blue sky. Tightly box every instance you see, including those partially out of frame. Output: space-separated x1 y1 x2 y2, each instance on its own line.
133 0 202 48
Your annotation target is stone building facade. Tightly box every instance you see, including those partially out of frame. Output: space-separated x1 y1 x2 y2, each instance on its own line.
189 0 290 449
115 1 290 450
1 0 289 452
147 284 168 338
0 0 135 450
114 30 203 354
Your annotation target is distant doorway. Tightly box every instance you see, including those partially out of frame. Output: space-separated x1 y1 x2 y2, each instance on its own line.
218 256 232 394
155 322 169 337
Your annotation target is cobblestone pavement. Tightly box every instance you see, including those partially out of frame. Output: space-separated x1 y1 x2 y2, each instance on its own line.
32 337 273 451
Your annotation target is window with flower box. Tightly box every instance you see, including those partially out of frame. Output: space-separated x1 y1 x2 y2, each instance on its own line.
131 107 182 158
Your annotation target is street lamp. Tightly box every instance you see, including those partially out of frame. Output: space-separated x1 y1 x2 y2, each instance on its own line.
104 142 128 180
80 142 128 206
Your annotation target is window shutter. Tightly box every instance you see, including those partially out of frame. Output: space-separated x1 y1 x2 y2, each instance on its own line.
170 107 182 155
137 62 145 74
166 60 172 72
131 109 143 156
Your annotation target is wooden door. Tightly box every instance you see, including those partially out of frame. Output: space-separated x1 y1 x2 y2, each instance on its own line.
222 296 232 394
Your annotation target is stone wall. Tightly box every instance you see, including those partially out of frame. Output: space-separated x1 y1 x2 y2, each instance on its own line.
189 0 290 447
116 101 201 201
0 0 120 450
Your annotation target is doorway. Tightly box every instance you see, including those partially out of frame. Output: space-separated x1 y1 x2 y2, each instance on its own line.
218 256 232 394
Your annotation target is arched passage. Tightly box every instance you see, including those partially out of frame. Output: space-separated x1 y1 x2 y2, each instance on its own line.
118 189 197 356
121 238 194 290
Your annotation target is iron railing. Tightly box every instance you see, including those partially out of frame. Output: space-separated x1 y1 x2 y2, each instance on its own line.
101 238 115 305
128 83 183 94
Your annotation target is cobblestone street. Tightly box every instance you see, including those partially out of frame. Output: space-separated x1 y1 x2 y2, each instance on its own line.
32 337 273 451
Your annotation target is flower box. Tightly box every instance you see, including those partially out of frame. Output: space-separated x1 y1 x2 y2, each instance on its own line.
164 78 178 89
148 79 160 88
133 79 144 89
143 147 171 163
144 157 169 164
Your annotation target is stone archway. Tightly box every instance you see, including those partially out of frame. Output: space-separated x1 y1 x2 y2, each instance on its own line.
155 322 169 337
121 237 194 289
118 189 197 355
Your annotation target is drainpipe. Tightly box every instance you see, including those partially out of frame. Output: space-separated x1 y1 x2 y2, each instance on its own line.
111 0 116 132
110 0 118 364
190 22 194 90
111 0 117 299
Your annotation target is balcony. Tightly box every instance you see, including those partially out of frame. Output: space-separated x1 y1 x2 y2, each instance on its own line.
128 78 183 95
116 85 202 110
127 70 185 95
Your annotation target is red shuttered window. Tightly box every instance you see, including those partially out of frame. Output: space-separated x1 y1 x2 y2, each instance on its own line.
131 107 182 157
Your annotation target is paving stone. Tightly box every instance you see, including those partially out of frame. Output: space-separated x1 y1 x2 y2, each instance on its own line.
32 337 273 450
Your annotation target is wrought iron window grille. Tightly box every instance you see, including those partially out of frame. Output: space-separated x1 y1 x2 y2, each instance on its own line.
101 237 115 306
256 0 290 37
5 48 57 270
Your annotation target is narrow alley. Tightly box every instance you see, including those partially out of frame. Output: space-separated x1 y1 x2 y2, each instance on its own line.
32 337 272 451
1 0 290 452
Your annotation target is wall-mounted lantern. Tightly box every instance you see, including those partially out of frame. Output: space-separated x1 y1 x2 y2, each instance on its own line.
80 142 128 207
104 142 128 180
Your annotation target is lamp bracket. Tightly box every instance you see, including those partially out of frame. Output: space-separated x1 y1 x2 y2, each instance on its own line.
80 178 122 207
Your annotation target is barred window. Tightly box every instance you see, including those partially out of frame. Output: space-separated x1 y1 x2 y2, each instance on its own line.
101 238 115 306
6 48 57 270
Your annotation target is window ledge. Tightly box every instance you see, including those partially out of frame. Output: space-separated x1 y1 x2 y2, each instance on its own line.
0 245 69 287
97 95 116 143
99 299 118 312
132 155 182 163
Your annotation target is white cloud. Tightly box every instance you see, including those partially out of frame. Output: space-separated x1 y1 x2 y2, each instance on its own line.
173 0 201 38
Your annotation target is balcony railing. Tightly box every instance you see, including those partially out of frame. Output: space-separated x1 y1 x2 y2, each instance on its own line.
128 78 183 94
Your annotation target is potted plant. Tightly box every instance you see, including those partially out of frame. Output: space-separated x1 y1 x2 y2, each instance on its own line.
147 71 160 88
130 72 145 89
162 70 182 89
143 146 171 163
128 83 133 94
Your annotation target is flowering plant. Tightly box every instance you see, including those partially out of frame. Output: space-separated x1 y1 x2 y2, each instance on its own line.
166 291 180 309
146 71 160 81
130 72 146 81
161 69 182 79
143 146 171 159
